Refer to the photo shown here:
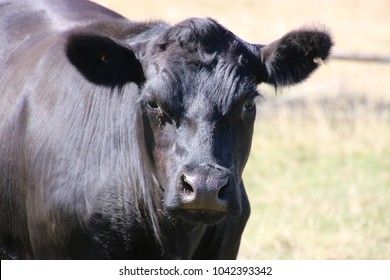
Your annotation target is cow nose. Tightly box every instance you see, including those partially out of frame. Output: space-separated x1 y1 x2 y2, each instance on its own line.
179 171 230 213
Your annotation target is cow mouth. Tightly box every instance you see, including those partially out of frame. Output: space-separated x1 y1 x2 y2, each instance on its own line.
176 209 227 225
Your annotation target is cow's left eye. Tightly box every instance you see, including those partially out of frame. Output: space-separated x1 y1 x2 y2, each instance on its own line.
243 98 256 111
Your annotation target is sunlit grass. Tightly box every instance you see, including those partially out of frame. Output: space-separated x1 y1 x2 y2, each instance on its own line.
239 107 390 259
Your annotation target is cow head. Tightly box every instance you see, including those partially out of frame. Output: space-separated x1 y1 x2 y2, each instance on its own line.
66 18 332 225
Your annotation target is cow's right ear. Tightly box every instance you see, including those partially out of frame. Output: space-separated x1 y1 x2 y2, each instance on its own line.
65 33 145 86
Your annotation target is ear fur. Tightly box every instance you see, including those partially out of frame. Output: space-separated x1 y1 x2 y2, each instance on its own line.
65 32 145 87
258 27 333 87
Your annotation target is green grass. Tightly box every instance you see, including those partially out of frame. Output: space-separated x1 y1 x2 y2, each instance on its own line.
238 110 390 259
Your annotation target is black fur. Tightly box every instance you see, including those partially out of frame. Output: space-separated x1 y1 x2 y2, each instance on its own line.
259 27 333 86
66 33 145 86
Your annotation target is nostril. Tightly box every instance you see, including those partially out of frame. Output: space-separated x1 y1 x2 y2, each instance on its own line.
217 180 229 201
181 174 194 196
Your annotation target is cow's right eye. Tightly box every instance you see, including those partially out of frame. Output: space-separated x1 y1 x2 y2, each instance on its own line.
147 100 159 110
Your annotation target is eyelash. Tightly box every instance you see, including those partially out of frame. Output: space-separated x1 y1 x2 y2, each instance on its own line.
243 98 256 111
145 98 177 126
146 99 159 110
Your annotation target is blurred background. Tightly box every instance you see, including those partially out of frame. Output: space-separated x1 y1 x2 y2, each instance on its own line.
94 0 390 259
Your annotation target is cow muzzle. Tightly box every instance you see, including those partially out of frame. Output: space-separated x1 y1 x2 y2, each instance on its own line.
173 164 239 224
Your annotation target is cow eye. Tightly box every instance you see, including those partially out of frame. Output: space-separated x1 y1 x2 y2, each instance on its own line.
243 98 256 111
146 100 159 110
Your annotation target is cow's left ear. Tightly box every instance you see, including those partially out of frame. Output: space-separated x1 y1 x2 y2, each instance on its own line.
65 32 145 86
252 28 333 87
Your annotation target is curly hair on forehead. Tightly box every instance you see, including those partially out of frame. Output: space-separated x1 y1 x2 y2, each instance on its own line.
157 18 233 52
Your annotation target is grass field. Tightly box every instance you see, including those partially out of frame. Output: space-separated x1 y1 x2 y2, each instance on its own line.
94 0 390 259
240 109 390 259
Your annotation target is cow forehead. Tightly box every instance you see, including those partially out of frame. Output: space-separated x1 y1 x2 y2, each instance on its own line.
157 18 237 53
142 61 257 118
145 18 252 71
139 18 258 115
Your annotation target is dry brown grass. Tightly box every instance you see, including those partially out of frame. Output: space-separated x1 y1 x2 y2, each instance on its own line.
240 107 390 259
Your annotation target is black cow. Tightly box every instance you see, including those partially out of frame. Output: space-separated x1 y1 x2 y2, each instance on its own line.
0 0 332 259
